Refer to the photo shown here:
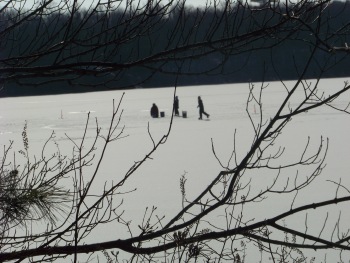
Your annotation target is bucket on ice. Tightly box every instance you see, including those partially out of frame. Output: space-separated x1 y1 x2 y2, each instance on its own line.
160 111 165 117
182 111 187 118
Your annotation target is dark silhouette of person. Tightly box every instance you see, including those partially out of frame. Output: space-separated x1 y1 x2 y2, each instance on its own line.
150 103 159 118
197 96 210 120
173 96 179 116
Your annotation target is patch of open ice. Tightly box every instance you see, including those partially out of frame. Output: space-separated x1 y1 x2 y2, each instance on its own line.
0 131 13 135
68 110 96 114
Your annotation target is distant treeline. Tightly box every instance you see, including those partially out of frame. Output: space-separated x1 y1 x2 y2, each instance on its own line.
1 1 350 97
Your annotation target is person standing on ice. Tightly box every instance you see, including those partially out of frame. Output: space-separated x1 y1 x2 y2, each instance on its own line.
173 96 179 116
150 103 159 118
197 96 210 120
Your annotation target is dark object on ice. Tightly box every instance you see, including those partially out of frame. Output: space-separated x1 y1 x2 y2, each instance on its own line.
182 111 187 118
160 111 165 117
173 96 179 116
150 103 159 118
197 96 210 120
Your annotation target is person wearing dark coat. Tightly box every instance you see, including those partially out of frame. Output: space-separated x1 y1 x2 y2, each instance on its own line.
197 96 210 120
173 96 179 116
150 103 159 118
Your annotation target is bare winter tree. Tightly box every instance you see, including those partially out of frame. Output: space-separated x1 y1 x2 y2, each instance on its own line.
1 0 349 95
1 0 350 262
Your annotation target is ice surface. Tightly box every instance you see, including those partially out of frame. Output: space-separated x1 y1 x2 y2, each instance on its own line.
1 78 350 261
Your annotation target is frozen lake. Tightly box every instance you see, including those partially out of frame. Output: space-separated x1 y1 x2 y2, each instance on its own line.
1 78 350 261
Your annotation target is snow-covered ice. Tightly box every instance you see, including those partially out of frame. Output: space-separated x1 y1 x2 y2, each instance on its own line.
1 78 350 261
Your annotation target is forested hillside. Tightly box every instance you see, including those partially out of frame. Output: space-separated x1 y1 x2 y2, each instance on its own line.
1 1 349 97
